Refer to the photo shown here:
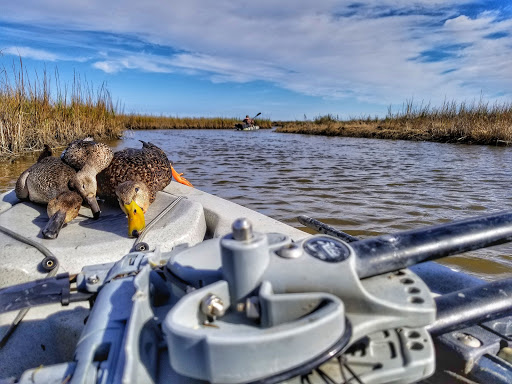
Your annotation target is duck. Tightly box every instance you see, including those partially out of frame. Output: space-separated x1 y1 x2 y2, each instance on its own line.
60 137 114 217
15 153 93 239
96 140 193 238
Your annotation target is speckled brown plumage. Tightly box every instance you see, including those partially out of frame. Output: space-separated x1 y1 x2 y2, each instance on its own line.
17 141 102 218
97 141 172 204
15 157 78 204
61 137 113 173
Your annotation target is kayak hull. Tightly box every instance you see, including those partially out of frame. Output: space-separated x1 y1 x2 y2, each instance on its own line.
234 124 260 131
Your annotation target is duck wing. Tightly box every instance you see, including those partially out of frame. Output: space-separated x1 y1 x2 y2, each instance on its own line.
19 157 76 204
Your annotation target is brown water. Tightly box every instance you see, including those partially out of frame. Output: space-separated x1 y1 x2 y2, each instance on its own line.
3 129 512 280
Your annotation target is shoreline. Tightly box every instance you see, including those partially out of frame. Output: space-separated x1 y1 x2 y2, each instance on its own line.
274 120 512 146
1 122 509 162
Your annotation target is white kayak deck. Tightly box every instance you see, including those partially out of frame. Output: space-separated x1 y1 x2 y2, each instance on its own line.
0 182 306 288
0 182 307 380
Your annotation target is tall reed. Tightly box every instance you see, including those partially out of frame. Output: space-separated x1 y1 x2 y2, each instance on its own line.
383 98 512 143
277 98 512 145
0 58 123 158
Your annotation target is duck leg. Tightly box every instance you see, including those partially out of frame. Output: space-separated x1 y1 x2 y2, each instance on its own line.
171 166 193 187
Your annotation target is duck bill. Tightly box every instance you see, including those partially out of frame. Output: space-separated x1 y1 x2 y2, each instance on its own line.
125 200 146 238
42 211 66 239
85 196 101 219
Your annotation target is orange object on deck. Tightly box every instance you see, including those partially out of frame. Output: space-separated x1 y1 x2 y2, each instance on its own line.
171 166 193 187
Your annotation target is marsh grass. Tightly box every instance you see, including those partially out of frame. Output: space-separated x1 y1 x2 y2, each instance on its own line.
0 58 272 158
122 114 272 130
277 99 512 145
0 59 123 158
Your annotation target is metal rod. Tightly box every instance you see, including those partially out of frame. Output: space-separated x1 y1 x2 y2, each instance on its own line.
352 211 512 278
297 215 359 243
428 277 512 336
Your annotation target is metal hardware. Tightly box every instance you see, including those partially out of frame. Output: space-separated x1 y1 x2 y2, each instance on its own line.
232 218 253 241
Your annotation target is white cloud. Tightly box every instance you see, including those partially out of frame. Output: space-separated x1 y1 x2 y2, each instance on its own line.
1 1 512 108
2 45 91 63
3 46 58 61
444 12 499 31
92 61 121 73
93 53 177 74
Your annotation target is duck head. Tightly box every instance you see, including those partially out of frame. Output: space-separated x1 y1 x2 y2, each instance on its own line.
61 138 114 173
115 181 150 238
70 170 101 219
42 191 83 239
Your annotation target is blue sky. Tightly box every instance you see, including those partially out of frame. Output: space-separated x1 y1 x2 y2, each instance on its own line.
0 1 511 120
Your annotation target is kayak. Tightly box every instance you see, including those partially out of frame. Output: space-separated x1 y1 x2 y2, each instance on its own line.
1 182 512 383
234 124 260 131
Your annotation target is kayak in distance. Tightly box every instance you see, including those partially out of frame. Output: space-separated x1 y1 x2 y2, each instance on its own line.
234 123 260 131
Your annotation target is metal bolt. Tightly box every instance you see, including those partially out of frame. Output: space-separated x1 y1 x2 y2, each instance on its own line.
200 294 226 319
87 274 99 285
276 242 303 259
456 333 481 348
232 218 253 241
236 297 260 319
498 347 512 363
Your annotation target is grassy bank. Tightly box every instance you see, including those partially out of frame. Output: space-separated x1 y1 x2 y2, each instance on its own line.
276 100 512 145
0 60 124 158
122 114 272 130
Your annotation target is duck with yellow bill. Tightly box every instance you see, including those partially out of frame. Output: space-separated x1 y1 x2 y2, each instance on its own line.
97 140 193 237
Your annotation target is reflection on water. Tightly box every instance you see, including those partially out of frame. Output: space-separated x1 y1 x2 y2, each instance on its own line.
0 153 41 194
2 129 512 280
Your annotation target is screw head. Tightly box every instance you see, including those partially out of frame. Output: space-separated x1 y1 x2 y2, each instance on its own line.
455 333 481 348
498 347 512 363
200 294 226 319
87 274 100 285
276 242 303 259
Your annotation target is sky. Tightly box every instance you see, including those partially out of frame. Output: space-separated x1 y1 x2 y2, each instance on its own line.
0 0 511 121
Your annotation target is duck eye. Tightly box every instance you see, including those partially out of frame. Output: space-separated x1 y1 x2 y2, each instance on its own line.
133 209 137 213
82 184 85 189
135 187 139 192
